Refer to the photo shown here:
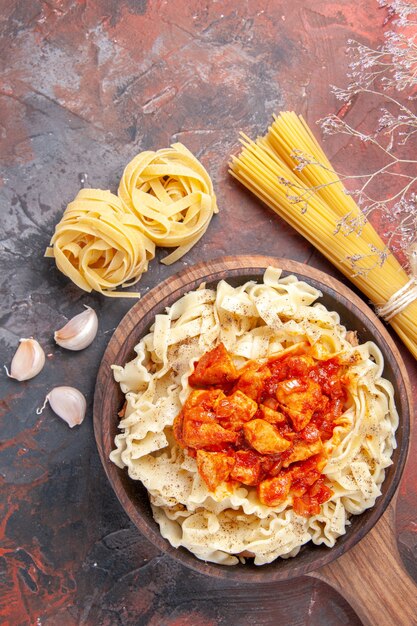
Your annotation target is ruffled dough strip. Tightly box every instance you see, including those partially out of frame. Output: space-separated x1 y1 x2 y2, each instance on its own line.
45 189 155 297
110 269 398 564
118 143 218 265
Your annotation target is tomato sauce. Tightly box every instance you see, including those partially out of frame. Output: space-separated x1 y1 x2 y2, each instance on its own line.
173 343 347 516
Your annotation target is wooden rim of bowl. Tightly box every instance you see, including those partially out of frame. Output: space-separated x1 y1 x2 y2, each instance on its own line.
93 255 411 582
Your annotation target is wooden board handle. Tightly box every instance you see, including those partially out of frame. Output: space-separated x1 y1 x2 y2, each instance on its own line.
309 498 417 626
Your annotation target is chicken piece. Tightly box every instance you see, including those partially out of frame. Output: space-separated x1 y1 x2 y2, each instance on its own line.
183 389 225 423
258 473 292 507
262 397 280 411
300 423 321 443
243 419 291 455
276 378 324 431
230 450 263 486
285 355 315 377
189 343 238 388
180 390 237 448
257 404 286 425
182 418 237 449
293 477 333 516
234 364 271 401
214 390 258 431
197 450 235 491
288 455 328 499
260 456 283 477
184 389 225 412
282 440 324 468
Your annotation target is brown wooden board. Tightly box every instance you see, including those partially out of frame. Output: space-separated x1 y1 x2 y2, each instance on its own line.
94 255 415 624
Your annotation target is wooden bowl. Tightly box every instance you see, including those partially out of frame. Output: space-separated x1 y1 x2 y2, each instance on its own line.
93 256 410 582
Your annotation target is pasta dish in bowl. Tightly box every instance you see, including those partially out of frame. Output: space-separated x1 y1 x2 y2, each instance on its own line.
94 256 410 580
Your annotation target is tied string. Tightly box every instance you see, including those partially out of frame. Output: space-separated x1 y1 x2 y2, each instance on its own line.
377 243 417 322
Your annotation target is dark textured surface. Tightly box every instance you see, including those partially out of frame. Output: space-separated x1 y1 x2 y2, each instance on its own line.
1 1 416 624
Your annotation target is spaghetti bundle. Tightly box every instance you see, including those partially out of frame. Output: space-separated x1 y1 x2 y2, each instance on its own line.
45 189 155 297
229 111 417 360
119 143 218 265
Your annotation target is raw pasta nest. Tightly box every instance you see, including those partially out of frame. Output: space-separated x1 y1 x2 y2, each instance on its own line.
118 143 218 265
45 189 155 297
110 268 398 565
46 143 217 296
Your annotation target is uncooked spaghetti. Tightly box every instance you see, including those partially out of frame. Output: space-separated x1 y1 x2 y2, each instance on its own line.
229 111 417 360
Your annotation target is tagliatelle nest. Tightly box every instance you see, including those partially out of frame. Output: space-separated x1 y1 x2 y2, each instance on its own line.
118 143 218 265
45 189 155 297
46 144 218 296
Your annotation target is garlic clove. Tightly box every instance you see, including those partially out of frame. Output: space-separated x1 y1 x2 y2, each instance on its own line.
54 306 98 351
6 338 46 381
45 386 87 427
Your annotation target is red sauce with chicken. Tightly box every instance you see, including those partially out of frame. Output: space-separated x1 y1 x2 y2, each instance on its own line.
173 343 347 516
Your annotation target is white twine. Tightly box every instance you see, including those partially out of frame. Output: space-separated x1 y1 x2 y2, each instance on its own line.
377 243 417 322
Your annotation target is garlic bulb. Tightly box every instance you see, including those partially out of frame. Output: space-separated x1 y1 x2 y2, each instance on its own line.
54 306 98 351
6 338 45 381
38 386 87 427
